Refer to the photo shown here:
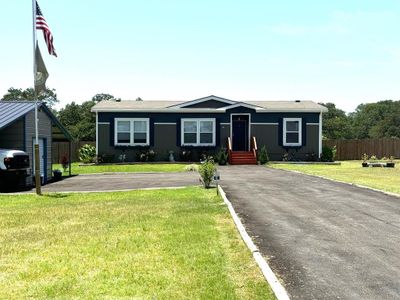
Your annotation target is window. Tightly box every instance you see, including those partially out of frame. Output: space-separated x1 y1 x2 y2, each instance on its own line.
181 119 216 146
114 118 149 146
283 118 302 146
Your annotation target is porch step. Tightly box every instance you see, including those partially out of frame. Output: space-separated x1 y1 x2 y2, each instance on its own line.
230 151 257 165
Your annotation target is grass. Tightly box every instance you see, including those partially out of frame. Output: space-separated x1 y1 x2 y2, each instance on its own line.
0 187 275 299
270 160 400 195
53 162 191 175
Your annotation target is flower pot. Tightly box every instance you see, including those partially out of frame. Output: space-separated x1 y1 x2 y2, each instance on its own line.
362 162 368 167
53 170 62 181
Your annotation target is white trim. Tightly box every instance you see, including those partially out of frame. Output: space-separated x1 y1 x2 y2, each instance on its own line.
307 122 319 126
283 118 302 146
252 122 279 126
96 112 98 156
230 113 251 151
114 118 150 146
92 108 327 113
98 122 110 125
154 122 177 125
181 118 216 146
168 95 236 108
220 123 230 125
319 113 322 158
217 102 264 111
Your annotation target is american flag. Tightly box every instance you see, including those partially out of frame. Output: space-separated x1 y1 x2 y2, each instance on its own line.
36 1 57 57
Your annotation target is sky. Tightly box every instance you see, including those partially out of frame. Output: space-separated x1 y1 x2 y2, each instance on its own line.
1 1 400 112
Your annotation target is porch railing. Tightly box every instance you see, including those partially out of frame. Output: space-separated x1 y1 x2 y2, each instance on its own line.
227 137 233 165
251 136 258 160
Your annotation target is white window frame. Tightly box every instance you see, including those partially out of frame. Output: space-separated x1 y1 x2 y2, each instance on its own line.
283 118 302 146
181 118 216 146
114 118 150 146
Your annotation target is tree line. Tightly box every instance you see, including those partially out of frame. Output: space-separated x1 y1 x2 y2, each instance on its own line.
2 87 400 141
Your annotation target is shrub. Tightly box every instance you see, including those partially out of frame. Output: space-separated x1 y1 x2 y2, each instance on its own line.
136 149 156 162
198 157 216 188
321 145 337 162
97 154 114 163
369 155 378 161
184 164 199 172
179 149 192 162
61 155 69 172
361 153 369 162
214 148 228 165
78 144 96 163
258 145 269 165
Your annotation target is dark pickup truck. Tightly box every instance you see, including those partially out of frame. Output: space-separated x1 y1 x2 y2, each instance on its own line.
0 149 30 191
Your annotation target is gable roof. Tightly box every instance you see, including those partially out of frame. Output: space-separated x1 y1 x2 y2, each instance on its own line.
91 95 328 113
0 101 73 141
167 95 236 108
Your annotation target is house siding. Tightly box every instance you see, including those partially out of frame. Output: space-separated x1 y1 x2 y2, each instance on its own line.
97 110 321 162
0 118 24 150
25 109 52 183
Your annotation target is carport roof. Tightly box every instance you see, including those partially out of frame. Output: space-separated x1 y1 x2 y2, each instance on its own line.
0 101 72 141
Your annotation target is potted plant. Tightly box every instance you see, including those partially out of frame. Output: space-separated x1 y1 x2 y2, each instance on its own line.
53 169 62 181
387 156 396 168
169 150 175 162
361 153 369 167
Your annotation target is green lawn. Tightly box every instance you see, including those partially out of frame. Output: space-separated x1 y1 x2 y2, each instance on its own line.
53 162 191 175
270 160 400 195
0 187 274 299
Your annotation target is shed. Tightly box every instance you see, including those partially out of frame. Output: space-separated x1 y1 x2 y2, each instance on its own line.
0 101 72 185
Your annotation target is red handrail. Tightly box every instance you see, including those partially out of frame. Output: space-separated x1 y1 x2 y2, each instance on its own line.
227 137 232 165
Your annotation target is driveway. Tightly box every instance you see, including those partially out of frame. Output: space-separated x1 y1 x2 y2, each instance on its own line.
16 172 200 193
219 165 400 300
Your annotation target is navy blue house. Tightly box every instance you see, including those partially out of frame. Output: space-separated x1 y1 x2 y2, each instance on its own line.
91 95 328 163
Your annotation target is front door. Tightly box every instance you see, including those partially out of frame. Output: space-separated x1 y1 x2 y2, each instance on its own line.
232 115 249 151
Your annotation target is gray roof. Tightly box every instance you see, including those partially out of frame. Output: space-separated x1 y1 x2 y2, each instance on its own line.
91 97 328 113
0 101 72 141
0 101 37 129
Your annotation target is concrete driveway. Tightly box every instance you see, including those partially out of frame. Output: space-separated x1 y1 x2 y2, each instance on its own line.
219 165 400 300
15 172 200 193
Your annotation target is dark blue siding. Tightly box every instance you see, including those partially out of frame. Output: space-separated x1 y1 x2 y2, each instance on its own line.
99 110 320 150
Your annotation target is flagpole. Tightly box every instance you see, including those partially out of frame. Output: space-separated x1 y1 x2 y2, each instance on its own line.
32 0 41 195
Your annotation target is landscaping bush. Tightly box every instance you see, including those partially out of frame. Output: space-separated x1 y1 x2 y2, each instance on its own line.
198 157 216 188
179 149 192 162
97 153 115 163
258 145 269 165
78 144 96 163
321 145 337 162
214 148 228 165
136 149 156 162
61 155 69 172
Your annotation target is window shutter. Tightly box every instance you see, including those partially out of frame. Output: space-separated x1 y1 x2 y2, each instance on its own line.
278 118 283 147
176 119 181 147
302 118 306 146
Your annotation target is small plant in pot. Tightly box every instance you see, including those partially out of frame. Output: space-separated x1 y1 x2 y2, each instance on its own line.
361 153 369 167
387 155 396 168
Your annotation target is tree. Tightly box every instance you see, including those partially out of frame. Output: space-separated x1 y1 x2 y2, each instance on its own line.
57 100 96 141
320 102 353 139
91 93 114 102
1 87 58 108
350 100 400 139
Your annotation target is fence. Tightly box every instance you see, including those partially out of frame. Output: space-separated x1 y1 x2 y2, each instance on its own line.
323 138 400 161
52 141 95 163
53 138 400 163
